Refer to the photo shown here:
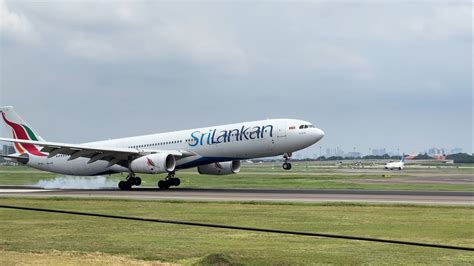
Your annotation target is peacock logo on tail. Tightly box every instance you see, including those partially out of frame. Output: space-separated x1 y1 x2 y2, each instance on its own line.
1 111 47 156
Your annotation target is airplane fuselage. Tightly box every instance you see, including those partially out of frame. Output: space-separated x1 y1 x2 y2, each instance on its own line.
26 119 324 176
385 161 404 170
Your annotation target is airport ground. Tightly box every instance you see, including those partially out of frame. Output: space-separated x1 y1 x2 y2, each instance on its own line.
0 161 473 191
1 198 473 265
0 161 473 265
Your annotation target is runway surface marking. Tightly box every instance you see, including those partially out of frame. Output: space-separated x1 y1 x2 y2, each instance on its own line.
0 186 472 205
0 189 56 193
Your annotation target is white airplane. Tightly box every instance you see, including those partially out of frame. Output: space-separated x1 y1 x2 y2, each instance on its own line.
385 156 405 170
0 106 324 190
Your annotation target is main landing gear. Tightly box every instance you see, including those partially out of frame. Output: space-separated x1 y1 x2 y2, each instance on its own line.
157 171 181 189
282 152 292 170
118 174 142 190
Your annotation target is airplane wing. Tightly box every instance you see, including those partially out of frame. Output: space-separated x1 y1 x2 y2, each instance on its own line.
0 137 196 167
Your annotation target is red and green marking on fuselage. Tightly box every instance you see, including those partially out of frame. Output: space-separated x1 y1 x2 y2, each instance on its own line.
1 111 47 156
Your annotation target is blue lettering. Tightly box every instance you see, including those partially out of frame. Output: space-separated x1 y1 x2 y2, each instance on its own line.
211 129 219 144
227 129 240 142
249 126 261 139
216 130 228 143
189 131 200 147
200 132 207 146
261 125 273 138
240 125 249 141
189 124 274 146
207 130 213 145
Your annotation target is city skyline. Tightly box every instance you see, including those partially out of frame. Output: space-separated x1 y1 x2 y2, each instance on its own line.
1 142 466 159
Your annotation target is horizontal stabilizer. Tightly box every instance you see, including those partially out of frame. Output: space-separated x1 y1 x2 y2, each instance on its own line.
0 154 29 164
0 154 22 159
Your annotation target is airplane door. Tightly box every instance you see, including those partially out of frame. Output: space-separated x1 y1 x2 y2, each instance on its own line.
277 121 287 138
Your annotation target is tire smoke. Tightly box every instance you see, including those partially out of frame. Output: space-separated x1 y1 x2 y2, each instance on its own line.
36 176 116 189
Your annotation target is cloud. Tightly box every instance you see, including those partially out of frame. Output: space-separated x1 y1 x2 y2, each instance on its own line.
302 43 373 82
0 0 36 42
11 1 248 73
0 1 471 154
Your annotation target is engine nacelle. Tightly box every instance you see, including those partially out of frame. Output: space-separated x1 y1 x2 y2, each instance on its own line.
130 153 176 174
197 160 241 175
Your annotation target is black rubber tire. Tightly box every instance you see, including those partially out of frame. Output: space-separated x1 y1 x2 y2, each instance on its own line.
134 177 142 186
287 163 292 170
282 163 290 170
158 180 165 188
119 180 132 190
118 181 126 190
158 180 170 189
172 178 181 187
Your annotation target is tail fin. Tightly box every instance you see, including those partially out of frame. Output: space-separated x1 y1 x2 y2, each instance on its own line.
0 106 45 155
400 154 405 162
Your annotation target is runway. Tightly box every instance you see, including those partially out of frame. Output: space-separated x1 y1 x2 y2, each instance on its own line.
0 186 472 205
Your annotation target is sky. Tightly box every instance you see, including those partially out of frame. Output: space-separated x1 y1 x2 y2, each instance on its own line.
0 0 472 157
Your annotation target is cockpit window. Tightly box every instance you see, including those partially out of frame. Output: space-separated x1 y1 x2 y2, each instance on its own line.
300 124 315 129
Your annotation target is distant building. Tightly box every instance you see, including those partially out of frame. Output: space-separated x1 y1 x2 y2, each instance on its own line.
2 144 15 155
325 147 345 157
346 152 361 158
336 147 344 157
372 148 386 156
428 147 445 156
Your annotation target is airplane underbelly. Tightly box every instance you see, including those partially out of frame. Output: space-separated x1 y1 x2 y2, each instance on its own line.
31 157 113 176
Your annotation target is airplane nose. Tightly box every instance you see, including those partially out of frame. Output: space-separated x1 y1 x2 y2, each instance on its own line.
313 128 325 142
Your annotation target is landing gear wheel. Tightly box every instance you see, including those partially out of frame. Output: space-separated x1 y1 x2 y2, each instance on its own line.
172 178 181 186
282 152 293 171
118 180 132 190
133 177 142 186
158 180 170 189
118 181 126 190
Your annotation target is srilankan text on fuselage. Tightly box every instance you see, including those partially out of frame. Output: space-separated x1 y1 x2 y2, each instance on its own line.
189 124 274 146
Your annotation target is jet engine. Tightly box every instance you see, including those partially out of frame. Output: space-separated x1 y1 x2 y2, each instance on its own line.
130 153 176 174
197 160 241 175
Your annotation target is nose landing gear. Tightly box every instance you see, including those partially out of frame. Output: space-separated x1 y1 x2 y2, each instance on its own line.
282 152 292 170
158 171 181 189
282 162 292 170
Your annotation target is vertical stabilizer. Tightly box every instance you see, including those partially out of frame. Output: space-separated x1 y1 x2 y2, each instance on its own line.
0 106 46 156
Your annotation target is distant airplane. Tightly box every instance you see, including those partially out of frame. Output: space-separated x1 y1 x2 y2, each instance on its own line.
385 156 405 170
0 106 324 190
